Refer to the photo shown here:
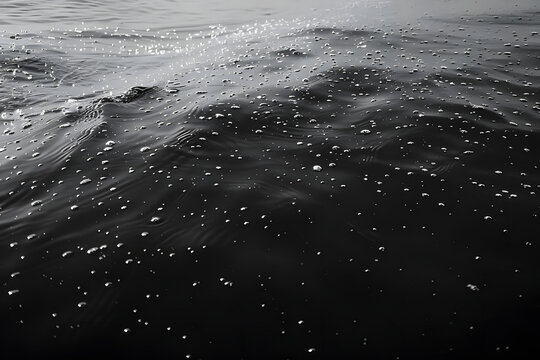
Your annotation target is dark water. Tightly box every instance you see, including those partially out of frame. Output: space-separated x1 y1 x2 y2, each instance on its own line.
1 0 539 358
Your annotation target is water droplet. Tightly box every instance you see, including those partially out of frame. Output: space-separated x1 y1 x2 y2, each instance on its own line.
87 247 98 254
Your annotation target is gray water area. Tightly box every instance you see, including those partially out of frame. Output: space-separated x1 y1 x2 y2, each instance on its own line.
1 0 344 27
1 0 539 359
0 0 537 26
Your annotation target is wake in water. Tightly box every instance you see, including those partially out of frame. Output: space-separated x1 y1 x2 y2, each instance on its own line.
1 1 539 358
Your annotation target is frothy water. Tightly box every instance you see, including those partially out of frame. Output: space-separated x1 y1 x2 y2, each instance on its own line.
1 1 539 358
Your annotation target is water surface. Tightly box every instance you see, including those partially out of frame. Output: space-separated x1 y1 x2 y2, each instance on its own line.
1 0 539 358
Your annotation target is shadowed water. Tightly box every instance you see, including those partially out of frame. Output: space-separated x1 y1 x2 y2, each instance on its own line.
1 1 539 359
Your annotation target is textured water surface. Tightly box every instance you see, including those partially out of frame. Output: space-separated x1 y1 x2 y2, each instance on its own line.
1 0 539 359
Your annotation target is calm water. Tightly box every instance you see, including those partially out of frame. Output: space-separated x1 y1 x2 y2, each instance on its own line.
1 0 539 359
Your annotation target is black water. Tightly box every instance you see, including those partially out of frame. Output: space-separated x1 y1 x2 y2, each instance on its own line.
1 0 539 358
